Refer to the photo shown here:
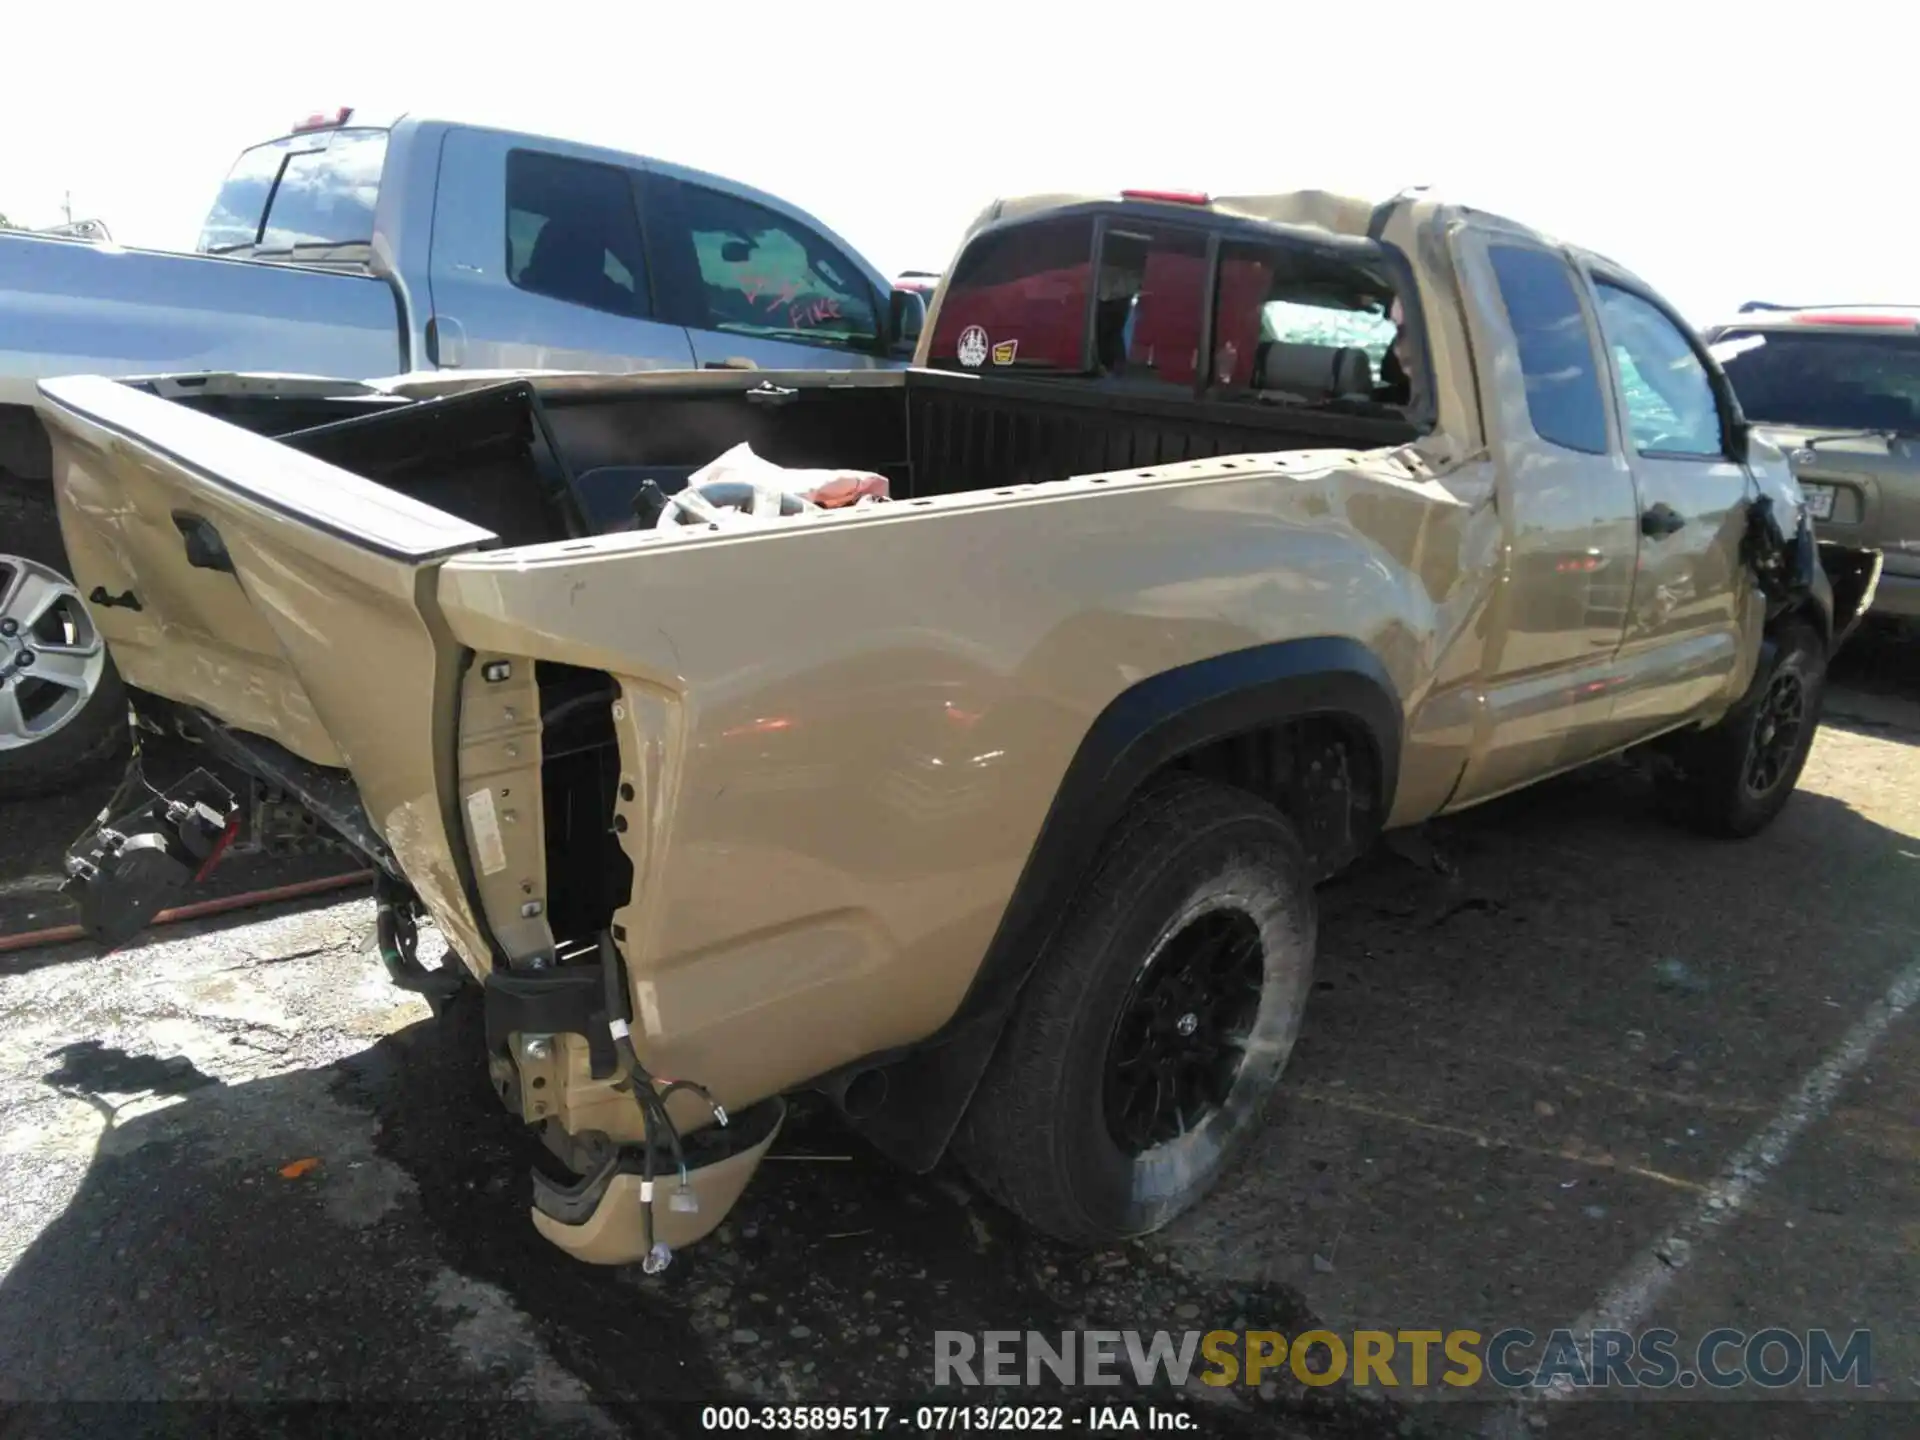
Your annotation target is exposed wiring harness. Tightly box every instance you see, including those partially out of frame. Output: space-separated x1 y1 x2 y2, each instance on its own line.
592 931 728 1273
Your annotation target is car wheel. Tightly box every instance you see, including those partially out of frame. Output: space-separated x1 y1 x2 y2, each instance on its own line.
1655 620 1825 839
0 477 130 801
953 777 1316 1246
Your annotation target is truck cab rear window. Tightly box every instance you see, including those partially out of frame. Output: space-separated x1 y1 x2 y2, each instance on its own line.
928 215 1096 373
1096 223 1208 386
198 129 388 257
1211 240 1408 410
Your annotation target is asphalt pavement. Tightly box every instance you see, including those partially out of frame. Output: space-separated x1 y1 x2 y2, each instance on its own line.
2 634 1918 1437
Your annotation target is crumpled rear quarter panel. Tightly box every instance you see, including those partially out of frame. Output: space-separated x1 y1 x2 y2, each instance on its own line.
436 448 1497 1107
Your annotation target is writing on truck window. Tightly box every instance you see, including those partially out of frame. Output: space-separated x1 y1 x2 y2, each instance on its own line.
675 183 878 347
1211 239 1411 411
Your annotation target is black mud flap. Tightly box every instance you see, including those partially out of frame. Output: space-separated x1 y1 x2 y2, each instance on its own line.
61 766 240 950
1818 540 1884 652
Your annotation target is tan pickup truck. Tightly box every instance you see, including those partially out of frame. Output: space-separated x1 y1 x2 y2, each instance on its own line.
34 187 1878 1271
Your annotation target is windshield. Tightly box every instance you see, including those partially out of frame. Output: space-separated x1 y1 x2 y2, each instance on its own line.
1711 326 1920 434
197 128 389 258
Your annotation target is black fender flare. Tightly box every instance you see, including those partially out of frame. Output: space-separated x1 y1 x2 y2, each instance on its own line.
830 636 1403 1172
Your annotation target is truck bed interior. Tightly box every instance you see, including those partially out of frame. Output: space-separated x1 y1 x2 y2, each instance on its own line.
210 367 1425 548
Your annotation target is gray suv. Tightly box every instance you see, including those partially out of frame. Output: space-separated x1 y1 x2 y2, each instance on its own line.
1705 304 1919 622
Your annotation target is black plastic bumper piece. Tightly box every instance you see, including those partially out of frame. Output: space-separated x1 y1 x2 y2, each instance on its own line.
484 966 620 1081
61 767 238 950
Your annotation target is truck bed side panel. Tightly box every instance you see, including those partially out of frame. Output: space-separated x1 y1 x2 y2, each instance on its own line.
434 451 1491 1108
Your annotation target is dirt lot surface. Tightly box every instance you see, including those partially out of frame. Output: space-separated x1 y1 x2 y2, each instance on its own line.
2 633 1917 1437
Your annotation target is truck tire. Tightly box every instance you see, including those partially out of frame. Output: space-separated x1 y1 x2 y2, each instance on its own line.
1655 620 1825 839
0 477 130 800
953 777 1316 1246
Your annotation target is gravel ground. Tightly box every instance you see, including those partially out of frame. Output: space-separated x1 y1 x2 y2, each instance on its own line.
2 630 1918 1437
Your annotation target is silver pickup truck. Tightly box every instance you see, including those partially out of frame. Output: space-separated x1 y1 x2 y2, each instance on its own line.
0 107 922 799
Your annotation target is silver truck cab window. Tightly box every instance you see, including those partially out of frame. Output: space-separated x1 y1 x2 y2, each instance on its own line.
505 150 653 320
666 182 879 349
1487 244 1610 456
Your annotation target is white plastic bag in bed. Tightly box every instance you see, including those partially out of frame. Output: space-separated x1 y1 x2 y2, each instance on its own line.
686 442 890 511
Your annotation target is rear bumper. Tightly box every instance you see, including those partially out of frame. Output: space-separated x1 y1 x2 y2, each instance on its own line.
529 1097 786 1265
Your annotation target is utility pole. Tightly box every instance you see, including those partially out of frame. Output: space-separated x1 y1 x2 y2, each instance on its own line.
63 191 73 227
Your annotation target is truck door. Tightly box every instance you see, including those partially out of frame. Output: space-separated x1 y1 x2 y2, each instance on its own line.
425 129 697 373
1583 273 1753 732
638 173 895 373
1444 236 1641 807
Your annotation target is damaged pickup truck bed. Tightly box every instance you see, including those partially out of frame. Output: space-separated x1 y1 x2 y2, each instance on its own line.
34 188 1878 1269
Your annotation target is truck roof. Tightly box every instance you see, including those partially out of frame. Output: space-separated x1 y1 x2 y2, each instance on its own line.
967 185 1548 242
963 188 1673 317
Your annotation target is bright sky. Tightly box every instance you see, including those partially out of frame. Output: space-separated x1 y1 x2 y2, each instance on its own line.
4 1 1912 326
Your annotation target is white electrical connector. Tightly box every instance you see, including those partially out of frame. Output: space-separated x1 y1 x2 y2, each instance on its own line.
639 1178 654 1203
669 1187 699 1214
642 1240 672 1275
609 1018 631 1040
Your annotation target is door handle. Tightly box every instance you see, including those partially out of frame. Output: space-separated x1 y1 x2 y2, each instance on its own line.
1641 503 1686 539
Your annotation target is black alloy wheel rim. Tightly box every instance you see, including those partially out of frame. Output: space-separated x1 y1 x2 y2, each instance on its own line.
1103 906 1266 1155
1744 669 1807 797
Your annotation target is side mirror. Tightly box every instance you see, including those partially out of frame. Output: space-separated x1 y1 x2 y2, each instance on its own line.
888 287 928 357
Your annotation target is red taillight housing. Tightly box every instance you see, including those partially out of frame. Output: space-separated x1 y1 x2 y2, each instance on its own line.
1121 188 1210 206
293 107 354 134
1789 311 1918 328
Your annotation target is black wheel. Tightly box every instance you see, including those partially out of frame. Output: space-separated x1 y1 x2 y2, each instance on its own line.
0 475 130 801
953 777 1316 1246
1656 620 1825 839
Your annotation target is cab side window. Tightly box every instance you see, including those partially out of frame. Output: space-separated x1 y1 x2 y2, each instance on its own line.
1487 245 1609 455
505 150 652 319
667 181 880 350
1211 239 1406 409
1594 283 1725 458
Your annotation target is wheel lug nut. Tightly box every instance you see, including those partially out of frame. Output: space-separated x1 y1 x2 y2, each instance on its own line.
14 650 32 668
0 618 16 637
